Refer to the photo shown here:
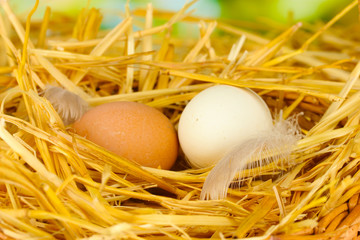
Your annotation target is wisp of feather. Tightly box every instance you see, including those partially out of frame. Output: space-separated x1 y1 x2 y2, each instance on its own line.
43 85 89 125
200 115 303 200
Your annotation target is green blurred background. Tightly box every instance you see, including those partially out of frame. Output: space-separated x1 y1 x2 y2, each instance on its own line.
8 0 356 29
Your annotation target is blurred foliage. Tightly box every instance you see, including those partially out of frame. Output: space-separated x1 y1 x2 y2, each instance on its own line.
220 0 356 24
7 0 357 39
9 0 357 25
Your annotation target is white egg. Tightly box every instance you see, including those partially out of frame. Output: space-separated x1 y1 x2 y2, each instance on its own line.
178 85 273 168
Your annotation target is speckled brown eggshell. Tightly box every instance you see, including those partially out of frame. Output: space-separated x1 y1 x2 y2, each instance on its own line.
73 101 178 170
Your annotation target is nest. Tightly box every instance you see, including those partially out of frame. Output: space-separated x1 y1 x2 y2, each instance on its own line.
1 0 360 239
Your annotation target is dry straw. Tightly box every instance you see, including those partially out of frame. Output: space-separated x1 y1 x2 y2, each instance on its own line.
0 0 360 239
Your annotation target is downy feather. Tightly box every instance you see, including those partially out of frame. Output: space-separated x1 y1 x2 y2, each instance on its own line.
43 85 89 125
200 116 303 200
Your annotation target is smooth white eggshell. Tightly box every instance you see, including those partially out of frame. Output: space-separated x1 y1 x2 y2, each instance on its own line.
178 85 273 168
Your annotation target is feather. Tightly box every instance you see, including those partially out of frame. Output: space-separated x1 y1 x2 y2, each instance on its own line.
200 115 303 200
43 85 89 125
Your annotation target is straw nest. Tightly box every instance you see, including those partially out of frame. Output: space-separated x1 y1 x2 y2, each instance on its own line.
1 0 360 239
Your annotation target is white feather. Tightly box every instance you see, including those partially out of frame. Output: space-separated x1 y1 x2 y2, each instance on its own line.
43 85 89 125
200 116 303 200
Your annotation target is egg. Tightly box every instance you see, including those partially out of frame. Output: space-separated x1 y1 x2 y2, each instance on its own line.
178 85 273 168
73 101 178 170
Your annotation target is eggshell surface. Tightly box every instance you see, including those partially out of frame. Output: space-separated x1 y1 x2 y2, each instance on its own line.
178 85 273 168
73 101 178 170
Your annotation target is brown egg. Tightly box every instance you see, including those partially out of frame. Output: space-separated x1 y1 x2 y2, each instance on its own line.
73 101 178 170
